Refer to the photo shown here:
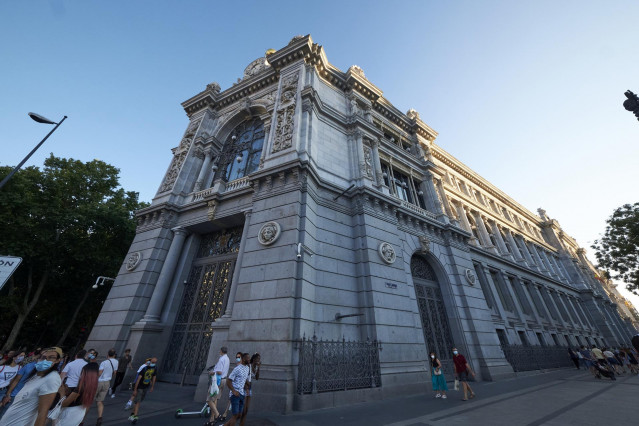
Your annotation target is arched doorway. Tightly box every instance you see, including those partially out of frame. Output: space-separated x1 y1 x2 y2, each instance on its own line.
411 255 455 377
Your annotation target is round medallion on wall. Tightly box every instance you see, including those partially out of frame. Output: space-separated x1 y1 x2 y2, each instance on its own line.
125 251 142 271
465 268 476 285
378 242 396 264
258 221 281 246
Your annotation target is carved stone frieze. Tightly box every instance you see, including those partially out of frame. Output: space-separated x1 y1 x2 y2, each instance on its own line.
272 73 299 154
378 242 397 264
363 145 373 179
136 207 177 233
159 150 188 193
125 252 143 271
207 200 218 221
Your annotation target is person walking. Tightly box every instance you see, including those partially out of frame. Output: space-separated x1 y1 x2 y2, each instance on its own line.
452 347 475 401
578 345 599 378
60 350 88 396
111 349 132 398
93 349 118 426
0 354 21 400
124 358 151 410
205 347 230 426
127 357 157 424
602 348 623 375
239 353 261 426
591 345 606 367
224 353 250 426
567 348 580 369
631 333 639 354
429 351 448 399
217 352 243 424
0 354 32 420
57 363 99 426
0 347 63 426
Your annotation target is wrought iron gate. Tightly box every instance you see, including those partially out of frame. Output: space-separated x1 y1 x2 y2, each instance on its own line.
412 256 455 378
162 227 241 384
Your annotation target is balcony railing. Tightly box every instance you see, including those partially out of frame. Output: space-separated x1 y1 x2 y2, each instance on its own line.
192 188 215 202
400 200 437 220
224 176 250 193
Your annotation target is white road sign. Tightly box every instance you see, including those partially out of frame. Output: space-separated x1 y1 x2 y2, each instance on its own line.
0 256 22 291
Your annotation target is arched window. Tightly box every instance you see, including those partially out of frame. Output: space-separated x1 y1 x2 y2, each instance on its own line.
215 118 265 182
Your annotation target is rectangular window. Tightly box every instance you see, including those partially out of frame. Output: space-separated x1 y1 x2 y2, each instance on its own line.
525 283 546 318
392 170 413 203
508 276 532 315
381 163 391 188
518 331 529 346
489 270 515 313
536 332 546 346
540 288 559 321
474 263 496 311
563 335 571 346
496 329 508 345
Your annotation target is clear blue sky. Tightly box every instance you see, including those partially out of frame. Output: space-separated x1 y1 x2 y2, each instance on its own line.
2 1 638 306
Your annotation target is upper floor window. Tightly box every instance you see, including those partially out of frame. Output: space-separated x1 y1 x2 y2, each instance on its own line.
215 118 265 182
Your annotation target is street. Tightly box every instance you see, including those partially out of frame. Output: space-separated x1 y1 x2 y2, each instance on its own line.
83 368 636 425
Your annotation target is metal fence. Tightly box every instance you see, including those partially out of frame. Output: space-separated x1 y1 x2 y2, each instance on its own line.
296 336 382 394
500 344 574 372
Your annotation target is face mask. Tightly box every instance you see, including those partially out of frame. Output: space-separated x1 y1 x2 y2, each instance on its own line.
149 363 156 367
146 361 151 365
89 354 95 360
35 360 53 371
236 357 241 362
453 351 458 355
15 356 24 363
430 355 435 359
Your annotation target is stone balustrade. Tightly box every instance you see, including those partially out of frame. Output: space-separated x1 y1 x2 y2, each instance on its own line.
400 199 437 220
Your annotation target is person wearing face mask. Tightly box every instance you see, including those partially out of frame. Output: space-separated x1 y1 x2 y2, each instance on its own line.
0 353 23 419
452 348 475 401
0 354 37 421
205 347 230 426
224 353 250 426
216 352 243 424
0 347 63 426
86 349 98 364
429 352 447 399
127 357 157 424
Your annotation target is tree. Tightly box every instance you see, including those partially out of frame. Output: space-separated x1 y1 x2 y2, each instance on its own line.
0 155 148 350
592 202 639 294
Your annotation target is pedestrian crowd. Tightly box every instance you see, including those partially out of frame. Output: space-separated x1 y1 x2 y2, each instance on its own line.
205 347 261 426
568 344 639 380
0 345 157 426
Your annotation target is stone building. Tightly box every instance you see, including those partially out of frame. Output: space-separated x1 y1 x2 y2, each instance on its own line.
86 35 637 412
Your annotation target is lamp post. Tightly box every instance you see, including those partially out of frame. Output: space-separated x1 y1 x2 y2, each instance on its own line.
0 113 67 190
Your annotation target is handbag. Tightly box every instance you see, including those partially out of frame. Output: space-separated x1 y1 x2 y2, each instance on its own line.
209 374 219 397
47 396 66 420
433 367 442 376
454 379 459 391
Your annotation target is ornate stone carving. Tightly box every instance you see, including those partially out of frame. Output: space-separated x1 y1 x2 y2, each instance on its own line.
125 251 142 271
362 146 373 179
349 97 362 116
418 236 430 253
348 65 366 78
159 150 188 193
178 137 193 152
289 35 305 45
272 73 299 153
407 108 420 121
207 200 218 221
244 57 270 79
206 82 221 94
272 104 295 153
378 242 396 264
465 268 476 285
258 221 281 246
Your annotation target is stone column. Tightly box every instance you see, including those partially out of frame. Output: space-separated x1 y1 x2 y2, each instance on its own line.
140 227 189 323
555 292 577 326
539 249 559 278
529 244 548 273
455 203 473 233
353 129 368 181
473 212 497 253
193 149 214 192
515 235 537 269
576 299 596 330
567 296 588 329
490 222 512 259
222 209 252 318
370 138 384 187
420 172 445 218
504 229 525 263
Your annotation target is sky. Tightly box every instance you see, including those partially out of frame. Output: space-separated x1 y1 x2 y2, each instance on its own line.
1 1 638 306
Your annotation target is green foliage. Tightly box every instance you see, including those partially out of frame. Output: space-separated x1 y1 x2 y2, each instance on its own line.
0 155 148 350
592 202 639 294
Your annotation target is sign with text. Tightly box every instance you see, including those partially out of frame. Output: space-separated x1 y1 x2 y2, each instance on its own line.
0 256 22 291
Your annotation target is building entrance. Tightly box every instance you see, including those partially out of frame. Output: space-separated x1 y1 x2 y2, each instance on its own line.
162 227 242 384
411 255 455 378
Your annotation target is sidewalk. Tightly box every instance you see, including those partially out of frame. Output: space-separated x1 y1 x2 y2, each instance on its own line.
83 369 636 425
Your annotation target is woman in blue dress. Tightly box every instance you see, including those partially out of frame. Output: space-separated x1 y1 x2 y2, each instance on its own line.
430 351 448 399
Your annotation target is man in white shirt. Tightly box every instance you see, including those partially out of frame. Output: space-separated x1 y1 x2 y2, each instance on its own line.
60 349 88 392
94 349 119 425
205 347 230 425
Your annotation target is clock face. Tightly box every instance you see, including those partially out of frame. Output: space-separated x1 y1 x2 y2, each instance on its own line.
244 58 267 78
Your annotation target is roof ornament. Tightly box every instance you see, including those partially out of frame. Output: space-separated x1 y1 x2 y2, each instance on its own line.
348 65 366 78
206 82 221 95
407 108 420 121
288 35 305 45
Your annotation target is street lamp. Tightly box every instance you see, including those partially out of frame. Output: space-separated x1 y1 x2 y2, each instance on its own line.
92 276 115 289
0 113 67 190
